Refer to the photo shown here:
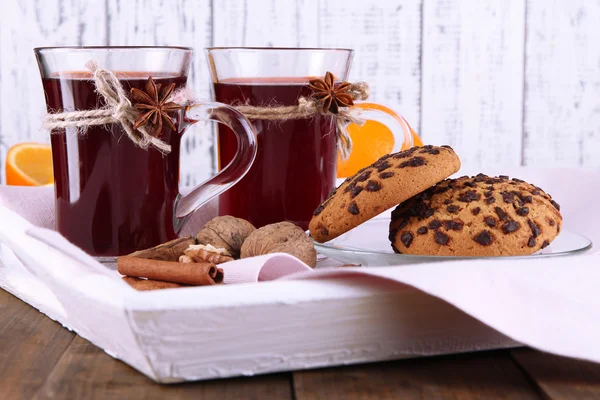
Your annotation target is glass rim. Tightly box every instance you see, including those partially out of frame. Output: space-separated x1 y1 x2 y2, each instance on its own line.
34 46 193 54
206 46 354 53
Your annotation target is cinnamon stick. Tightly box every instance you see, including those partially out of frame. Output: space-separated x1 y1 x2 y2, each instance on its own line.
117 256 224 285
122 276 184 291
128 236 196 262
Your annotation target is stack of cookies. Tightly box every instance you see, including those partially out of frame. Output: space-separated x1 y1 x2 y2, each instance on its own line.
309 145 562 257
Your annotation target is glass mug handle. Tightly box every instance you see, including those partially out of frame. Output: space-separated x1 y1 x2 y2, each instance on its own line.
173 102 258 232
350 103 416 153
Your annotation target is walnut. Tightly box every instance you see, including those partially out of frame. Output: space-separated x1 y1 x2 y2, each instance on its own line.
240 222 317 267
181 244 234 264
196 216 256 259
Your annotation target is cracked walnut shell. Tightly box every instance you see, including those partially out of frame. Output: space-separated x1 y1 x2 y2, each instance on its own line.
240 222 317 267
181 244 234 264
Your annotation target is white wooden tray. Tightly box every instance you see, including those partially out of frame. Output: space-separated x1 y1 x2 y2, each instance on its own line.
3 165 598 383
0 213 518 383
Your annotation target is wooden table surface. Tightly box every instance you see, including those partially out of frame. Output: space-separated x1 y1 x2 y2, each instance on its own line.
2 289 600 400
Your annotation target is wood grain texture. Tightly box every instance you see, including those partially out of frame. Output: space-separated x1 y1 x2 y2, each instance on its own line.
421 0 525 167
107 0 214 186
0 0 107 180
0 290 75 400
0 0 598 185
511 348 600 400
523 0 600 168
32 335 293 400
212 0 311 47
293 351 542 400
5 289 600 398
317 0 422 133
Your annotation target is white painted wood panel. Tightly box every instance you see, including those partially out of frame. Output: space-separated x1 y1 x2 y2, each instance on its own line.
524 0 600 168
0 0 598 186
0 0 107 179
421 0 526 167
317 0 422 135
107 0 214 185
212 0 314 47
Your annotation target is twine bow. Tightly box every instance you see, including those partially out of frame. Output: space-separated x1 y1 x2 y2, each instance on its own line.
42 61 172 153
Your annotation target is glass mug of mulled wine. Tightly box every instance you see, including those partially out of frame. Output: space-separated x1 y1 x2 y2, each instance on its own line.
207 47 413 230
35 46 257 257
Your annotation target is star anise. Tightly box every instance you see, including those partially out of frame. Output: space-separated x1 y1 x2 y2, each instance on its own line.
308 71 354 114
130 77 183 137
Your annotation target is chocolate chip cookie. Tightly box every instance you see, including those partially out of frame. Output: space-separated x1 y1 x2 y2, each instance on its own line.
389 174 563 256
309 145 461 243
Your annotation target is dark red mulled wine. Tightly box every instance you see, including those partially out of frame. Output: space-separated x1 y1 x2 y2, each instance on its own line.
43 72 187 256
214 78 337 230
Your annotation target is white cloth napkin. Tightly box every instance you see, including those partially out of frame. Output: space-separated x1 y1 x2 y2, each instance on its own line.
1 166 599 366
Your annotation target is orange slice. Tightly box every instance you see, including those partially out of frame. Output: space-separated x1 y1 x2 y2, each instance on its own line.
337 104 423 178
337 119 395 178
6 142 54 186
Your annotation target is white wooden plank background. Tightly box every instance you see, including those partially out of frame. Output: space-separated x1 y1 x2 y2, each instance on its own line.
0 0 598 185
524 0 600 168
421 0 525 167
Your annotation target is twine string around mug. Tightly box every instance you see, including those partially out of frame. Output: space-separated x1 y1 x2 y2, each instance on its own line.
235 82 370 159
42 62 370 159
43 61 172 153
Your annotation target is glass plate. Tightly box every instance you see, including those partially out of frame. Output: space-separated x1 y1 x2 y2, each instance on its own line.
313 217 593 266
